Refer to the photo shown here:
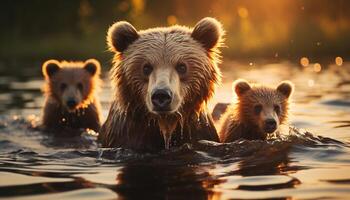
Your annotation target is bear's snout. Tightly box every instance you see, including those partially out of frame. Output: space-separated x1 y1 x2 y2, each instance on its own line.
151 88 173 112
264 119 277 133
66 98 77 109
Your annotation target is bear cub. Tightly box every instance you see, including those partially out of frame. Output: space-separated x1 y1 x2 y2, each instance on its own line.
41 59 102 133
219 79 294 142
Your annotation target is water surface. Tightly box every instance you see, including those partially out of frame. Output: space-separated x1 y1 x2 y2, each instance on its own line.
0 61 350 199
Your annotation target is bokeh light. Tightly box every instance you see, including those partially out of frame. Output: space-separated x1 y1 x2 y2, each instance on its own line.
335 56 343 66
313 63 322 72
300 57 309 67
167 15 177 25
237 7 249 19
308 79 315 87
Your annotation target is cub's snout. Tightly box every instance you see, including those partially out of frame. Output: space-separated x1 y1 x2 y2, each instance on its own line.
264 119 277 133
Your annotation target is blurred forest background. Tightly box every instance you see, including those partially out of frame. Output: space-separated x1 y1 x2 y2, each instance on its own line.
0 0 349 69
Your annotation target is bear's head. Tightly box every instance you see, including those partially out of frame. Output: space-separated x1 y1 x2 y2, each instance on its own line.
42 59 101 112
107 17 224 144
233 79 294 137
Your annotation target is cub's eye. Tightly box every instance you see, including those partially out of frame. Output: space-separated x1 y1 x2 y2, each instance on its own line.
60 83 67 91
176 63 187 75
274 104 281 114
254 104 262 115
143 64 153 76
77 82 83 91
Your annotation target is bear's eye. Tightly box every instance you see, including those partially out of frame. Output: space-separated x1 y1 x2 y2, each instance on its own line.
60 83 67 91
254 104 262 115
176 63 187 75
77 82 83 91
143 64 153 76
274 104 281 114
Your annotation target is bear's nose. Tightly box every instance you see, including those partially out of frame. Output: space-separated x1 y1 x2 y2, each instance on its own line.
264 119 277 133
151 89 172 111
66 99 77 109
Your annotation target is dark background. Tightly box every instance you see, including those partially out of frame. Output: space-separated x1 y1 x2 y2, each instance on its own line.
0 0 349 70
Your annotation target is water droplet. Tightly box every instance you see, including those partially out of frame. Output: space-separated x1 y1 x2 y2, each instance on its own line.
163 132 172 150
179 119 184 140
176 111 184 140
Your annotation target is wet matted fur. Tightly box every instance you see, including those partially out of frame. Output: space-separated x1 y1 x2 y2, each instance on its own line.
219 79 294 142
99 17 225 151
42 59 102 133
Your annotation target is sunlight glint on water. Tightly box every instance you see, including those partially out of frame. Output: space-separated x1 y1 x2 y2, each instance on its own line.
0 61 350 199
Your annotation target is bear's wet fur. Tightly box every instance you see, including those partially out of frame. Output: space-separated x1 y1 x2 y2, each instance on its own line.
42 59 102 133
219 79 294 142
99 17 224 151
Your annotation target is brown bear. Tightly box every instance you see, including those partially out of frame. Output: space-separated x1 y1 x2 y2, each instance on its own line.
219 79 294 142
42 59 102 133
99 17 224 151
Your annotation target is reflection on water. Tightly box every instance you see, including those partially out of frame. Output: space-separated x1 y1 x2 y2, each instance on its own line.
0 61 350 199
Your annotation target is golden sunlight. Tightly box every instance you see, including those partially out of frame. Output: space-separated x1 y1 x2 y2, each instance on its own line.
308 79 315 87
335 56 343 66
167 15 177 25
300 57 309 67
2 1 350 200
313 63 322 72
237 7 249 19
131 0 145 16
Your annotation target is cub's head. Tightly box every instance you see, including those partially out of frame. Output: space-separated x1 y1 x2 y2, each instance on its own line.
107 17 224 116
233 79 294 136
42 59 101 112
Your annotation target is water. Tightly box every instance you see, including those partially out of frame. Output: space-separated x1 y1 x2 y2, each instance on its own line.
0 60 350 199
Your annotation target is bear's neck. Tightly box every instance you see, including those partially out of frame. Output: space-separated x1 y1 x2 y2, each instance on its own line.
240 122 267 140
123 101 207 128
43 96 100 133
101 101 218 151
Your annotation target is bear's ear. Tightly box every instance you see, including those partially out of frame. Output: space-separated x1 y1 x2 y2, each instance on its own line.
84 59 101 76
191 17 224 51
233 79 251 97
107 21 139 53
42 60 61 78
276 81 294 98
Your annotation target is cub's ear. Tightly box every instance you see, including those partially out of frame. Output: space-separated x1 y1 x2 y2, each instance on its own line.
277 81 294 98
191 17 224 51
107 21 139 53
233 79 251 97
84 59 101 76
42 60 61 78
